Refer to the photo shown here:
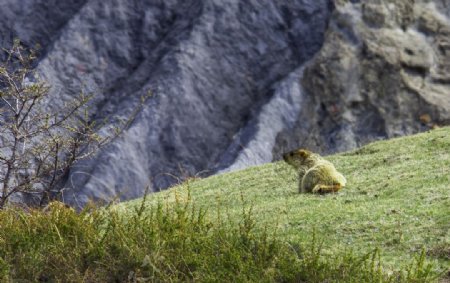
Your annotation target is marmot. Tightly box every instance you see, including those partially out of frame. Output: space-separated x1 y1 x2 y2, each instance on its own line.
283 149 346 194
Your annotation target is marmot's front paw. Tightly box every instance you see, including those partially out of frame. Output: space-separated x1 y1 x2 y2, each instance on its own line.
312 185 321 193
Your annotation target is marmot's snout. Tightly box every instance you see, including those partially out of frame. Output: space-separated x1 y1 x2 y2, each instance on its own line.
283 151 294 162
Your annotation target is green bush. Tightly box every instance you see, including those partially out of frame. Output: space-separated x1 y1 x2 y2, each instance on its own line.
0 193 439 282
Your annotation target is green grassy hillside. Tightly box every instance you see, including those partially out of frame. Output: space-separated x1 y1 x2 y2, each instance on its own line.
124 126 450 277
1 127 449 282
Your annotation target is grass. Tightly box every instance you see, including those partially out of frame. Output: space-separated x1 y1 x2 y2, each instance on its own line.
0 196 441 282
0 127 449 282
123 126 450 280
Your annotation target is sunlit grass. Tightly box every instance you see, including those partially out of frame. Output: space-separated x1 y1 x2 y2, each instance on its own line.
125 126 450 280
0 127 448 281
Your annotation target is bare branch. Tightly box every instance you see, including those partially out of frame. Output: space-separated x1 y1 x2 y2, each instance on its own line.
0 96 17 114
0 41 144 209
17 96 38 129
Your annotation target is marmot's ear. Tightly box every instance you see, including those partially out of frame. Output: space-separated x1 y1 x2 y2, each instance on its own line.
297 149 310 158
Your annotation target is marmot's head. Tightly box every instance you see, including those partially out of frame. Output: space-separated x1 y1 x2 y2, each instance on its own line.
283 149 313 168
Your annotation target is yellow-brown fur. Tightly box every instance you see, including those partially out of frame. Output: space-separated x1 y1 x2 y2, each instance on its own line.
283 149 346 194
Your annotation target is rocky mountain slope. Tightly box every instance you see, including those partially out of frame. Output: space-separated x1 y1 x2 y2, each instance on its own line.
1 0 449 207
275 0 450 155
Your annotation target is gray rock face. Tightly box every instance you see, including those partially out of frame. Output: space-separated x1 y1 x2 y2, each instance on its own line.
216 66 306 173
0 0 334 206
273 0 450 156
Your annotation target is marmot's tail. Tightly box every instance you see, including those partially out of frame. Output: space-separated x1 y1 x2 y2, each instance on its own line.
312 184 342 194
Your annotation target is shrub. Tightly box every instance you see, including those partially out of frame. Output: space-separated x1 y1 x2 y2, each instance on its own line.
0 192 439 282
0 40 147 208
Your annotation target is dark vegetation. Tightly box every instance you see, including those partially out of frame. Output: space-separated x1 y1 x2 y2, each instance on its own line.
0 195 439 282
